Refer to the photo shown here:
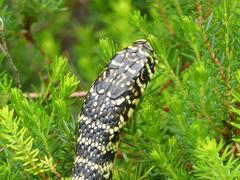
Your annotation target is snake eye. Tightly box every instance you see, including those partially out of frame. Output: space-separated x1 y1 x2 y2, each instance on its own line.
140 68 149 82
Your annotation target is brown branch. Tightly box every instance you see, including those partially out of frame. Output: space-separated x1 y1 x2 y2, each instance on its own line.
20 16 49 62
204 36 231 92
197 1 203 26
157 0 175 35
196 2 232 124
196 1 231 110
0 18 21 87
196 1 231 92
196 1 239 157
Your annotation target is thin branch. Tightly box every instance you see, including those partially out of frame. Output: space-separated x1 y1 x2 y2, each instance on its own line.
23 91 87 99
157 0 175 35
196 1 238 153
0 17 21 87
70 91 88 98
20 16 48 61
196 2 231 92
196 1 203 26
204 36 231 91
198 2 233 122
196 1 231 112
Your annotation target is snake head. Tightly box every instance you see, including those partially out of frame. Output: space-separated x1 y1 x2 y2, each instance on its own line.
95 39 157 100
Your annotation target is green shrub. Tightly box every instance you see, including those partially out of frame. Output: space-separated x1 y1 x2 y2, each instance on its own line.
0 0 240 179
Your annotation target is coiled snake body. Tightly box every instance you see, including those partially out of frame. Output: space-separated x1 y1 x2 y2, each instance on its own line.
72 40 157 180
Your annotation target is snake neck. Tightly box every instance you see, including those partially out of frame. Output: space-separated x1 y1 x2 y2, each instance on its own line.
72 92 126 180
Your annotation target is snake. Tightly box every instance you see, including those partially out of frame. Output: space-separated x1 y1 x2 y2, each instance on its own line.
72 39 158 180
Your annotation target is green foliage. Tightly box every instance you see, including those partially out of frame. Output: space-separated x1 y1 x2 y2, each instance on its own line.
193 138 240 179
98 37 117 63
231 70 240 145
14 0 64 26
1 0 240 179
0 106 54 176
0 56 78 178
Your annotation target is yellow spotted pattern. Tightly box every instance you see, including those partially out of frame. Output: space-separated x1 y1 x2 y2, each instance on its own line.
72 39 158 180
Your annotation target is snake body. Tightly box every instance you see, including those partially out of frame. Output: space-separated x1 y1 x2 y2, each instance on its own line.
72 39 157 180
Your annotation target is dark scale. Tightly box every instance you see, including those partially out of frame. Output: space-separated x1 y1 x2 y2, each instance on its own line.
72 39 158 180
73 163 102 180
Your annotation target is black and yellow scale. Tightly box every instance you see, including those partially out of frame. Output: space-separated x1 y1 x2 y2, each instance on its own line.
72 40 158 180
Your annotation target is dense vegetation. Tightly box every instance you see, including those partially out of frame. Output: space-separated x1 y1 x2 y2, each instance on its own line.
1 0 240 179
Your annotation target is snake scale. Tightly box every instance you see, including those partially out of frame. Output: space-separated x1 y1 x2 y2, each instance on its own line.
72 39 157 180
